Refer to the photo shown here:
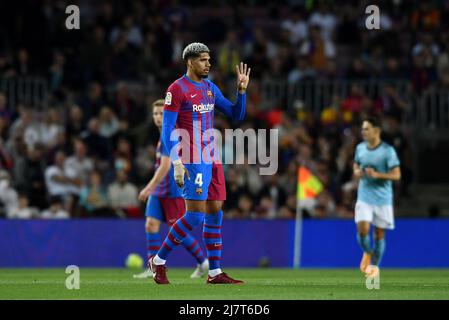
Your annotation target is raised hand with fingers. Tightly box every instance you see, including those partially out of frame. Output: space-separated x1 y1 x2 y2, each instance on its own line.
236 62 251 93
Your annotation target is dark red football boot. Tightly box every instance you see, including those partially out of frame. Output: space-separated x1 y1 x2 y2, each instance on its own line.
149 256 169 284
207 272 244 284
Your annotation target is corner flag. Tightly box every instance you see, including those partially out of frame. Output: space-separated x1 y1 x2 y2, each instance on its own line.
297 166 323 200
294 166 323 268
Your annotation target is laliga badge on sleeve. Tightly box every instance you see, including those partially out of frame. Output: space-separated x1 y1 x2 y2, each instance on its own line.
165 92 172 105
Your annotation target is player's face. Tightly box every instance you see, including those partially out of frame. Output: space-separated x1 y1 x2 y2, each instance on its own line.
190 52 211 78
152 106 163 128
361 121 379 142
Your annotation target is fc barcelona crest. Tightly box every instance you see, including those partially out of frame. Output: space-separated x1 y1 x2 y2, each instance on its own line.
206 90 213 98
196 188 203 195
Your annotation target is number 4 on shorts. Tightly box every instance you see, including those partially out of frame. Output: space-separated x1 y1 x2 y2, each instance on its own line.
195 173 203 187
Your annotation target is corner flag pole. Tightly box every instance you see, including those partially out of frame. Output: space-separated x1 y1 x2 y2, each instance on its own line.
293 167 302 269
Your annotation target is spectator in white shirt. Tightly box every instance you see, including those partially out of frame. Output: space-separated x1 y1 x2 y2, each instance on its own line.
41 197 70 219
98 106 120 139
412 33 440 68
40 108 64 148
107 169 139 216
308 2 337 41
8 193 39 219
8 106 33 145
64 139 94 195
281 7 308 45
45 151 82 211
0 170 18 217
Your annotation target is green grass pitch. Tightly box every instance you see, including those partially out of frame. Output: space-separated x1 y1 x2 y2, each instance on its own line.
1 268 449 300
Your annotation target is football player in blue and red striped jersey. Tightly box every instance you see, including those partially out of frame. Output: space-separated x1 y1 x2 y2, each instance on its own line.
149 42 251 284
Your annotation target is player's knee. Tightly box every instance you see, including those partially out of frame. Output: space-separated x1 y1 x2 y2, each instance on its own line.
357 227 370 237
374 229 385 240
357 222 370 236
146 218 160 233
186 200 206 213
206 201 223 214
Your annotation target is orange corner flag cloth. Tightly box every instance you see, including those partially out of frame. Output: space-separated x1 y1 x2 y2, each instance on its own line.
297 167 323 200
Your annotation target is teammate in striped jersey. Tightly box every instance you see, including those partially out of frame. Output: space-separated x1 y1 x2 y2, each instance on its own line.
134 99 208 279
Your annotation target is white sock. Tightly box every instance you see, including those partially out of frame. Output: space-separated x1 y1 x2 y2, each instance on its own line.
153 255 166 265
201 259 209 268
209 268 222 277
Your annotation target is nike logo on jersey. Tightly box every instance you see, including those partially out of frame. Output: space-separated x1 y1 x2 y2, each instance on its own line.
191 94 197 98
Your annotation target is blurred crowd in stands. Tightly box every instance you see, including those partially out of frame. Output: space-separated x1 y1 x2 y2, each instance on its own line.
0 0 445 219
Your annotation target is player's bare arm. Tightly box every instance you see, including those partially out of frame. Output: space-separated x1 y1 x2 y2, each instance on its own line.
365 166 401 181
353 163 364 178
138 156 172 201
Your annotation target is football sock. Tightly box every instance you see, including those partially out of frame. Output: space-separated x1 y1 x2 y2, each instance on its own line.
182 234 206 264
146 232 161 260
208 268 223 277
203 210 223 272
372 238 386 266
357 233 372 253
153 255 166 265
200 259 209 269
157 211 205 261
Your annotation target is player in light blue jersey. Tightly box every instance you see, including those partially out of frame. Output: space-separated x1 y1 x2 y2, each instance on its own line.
353 117 401 277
